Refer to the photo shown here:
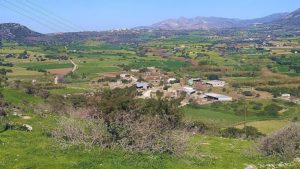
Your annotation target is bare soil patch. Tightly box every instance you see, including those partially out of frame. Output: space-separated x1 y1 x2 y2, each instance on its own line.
48 68 73 75
22 116 32 120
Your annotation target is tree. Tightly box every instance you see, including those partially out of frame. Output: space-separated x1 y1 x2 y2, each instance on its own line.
208 74 219 80
0 66 7 118
19 50 29 59
262 104 282 117
242 91 254 97
0 69 8 87
136 46 147 57
156 90 163 99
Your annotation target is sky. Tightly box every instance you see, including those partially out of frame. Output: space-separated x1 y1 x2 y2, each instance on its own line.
0 0 300 33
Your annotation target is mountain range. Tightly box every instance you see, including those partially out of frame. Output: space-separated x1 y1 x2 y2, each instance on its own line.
150 12 292 30
1 8 300 43
272 8 300 27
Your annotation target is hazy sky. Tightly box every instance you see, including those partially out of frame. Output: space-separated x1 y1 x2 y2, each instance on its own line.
0 0 300 33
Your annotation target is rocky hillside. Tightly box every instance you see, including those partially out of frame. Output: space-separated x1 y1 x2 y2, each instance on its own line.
0 23 43 42
151 13 289 30
272 8 300 27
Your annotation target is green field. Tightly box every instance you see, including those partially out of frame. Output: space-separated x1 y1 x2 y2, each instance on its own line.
2 88 43 104
126 59 188 72
182 106 244 126
18 62 73 70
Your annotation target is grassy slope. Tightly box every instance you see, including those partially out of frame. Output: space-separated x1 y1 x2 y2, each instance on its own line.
0 115 277 169
0 66 44 81
2 88 43 104
0 90 280 169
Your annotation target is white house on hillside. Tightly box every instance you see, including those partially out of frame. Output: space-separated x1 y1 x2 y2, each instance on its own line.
205 93 232 101
205 80 225 87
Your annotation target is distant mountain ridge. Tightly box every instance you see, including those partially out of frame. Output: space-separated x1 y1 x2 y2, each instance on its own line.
272 8 300 27
1 8 300 44
151 13 290 30
0 23 42 41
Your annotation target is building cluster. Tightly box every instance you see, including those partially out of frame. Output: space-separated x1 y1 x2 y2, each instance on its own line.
93 67 233 106
280 94 300 104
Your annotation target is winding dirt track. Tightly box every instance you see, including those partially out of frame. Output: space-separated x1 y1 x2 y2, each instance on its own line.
70 59 77 73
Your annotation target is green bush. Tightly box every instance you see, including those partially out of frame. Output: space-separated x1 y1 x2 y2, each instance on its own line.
242 91 254 97
208 74 219 80
261 104 282 117
221 126 264 139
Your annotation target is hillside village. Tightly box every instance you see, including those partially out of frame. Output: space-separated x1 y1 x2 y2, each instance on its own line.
1 4 300 169
90 67 231 106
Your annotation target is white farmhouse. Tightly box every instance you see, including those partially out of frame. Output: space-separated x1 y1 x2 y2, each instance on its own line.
205 93 232 101
120 73 131 79
281 93 291 98
167 78 177 84
205 80 225 87
182 87 196 95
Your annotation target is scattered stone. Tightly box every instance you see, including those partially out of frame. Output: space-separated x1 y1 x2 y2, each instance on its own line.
245 164 257 169
12 112 18 116
293 157 300 163
277 162 285 168
265 164 275 169
22 124 33 131
22 116 32 120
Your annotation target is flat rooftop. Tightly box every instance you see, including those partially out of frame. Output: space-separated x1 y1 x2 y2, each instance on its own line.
205 93 232 99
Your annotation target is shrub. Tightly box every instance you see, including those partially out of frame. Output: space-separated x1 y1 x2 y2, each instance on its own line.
208 74 219 80
243 126 265 139
52 117 111 148
221 126 264 139
51 87 186 154
261 104 282 117
52 115 187 154
47 94 68 114
221 127 243 138
185 121 209 134
292 117 299 122
114 114 187 154
0 108 7 117
252 102 263 111
242 91 254 97
259 123 300 159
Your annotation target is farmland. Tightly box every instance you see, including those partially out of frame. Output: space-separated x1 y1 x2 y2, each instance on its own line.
1 28 300 169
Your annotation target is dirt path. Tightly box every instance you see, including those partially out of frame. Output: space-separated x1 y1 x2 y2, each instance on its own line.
65 45 78 73
70 59 77 73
